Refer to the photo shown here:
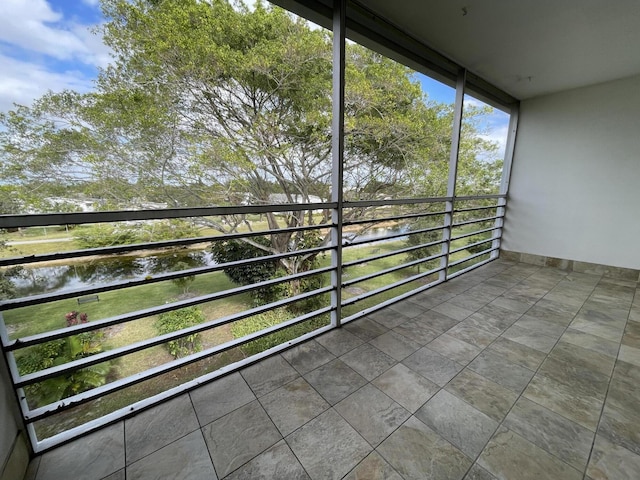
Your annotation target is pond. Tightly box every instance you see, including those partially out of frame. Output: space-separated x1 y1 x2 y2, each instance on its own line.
11 250 215 297
9 226 409 297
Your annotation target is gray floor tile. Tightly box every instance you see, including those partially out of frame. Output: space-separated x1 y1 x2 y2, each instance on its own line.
225 440 309 480
489 296 532 314
427 333 481 364
464 309 519 336
523 374 603 431
432 301 474 321
286 409 371 480
478 428 582 480
368 307 411 328
537 356 610 401
102 470 125 480
343 451 403 480
259 377 329 436
35 423 124 480
468 350 534 393
127 431 216 480
445 369 518 422
202 400 281 478
622 320 640 348
503 397 594 470
125 394 199 464
393 320 440 344
415 390 498 457
372 363 439 413
315 328 364 356
559 328 619 358
190 372 256 426
417 310 461 333
241 354 299 397
619 344 640 367
598 400 640 456
486 337 546 370
369 330 421 361
340 343 397 381
502 324 558 353
281 340 335 375
388 300 427 319
446 323 497 349
513 314 566 338
344 317 388 341
449 292 492 312
304 359 367 405
402 347 463 386
377 416 471 480
464 464 497 480
336 384 410 447
587 434 640 480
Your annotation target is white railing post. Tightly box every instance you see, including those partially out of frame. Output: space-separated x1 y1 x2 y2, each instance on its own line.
330 0 346 327
440 68 466 280
492 103 519 258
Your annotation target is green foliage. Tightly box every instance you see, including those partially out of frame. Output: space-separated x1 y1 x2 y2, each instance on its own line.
210 237 285 306
75 220 200 248
404 216 445 271
16 312 110 408
155 306 205 358
230 308 328 356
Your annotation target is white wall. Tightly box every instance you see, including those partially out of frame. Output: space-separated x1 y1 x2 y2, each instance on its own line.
502 74 640 269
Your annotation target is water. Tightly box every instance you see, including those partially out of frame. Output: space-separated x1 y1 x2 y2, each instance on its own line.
11 250 214 297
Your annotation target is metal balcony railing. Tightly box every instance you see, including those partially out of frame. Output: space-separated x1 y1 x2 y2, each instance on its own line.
0 194 504 452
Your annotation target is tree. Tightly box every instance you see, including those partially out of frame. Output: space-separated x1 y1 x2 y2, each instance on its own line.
0 0 501 289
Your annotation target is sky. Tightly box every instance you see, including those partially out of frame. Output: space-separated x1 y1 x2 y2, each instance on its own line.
0 0 509 155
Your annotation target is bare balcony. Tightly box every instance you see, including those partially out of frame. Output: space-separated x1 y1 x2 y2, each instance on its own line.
18 259 640 480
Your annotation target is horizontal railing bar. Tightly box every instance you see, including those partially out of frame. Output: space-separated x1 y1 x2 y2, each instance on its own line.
454 194 505 201
343 210 447 226
451 215 502 228
0 203 337 229
453 204 499 214
4 266 333 350
344 225 444 247
15 286 333 387
341 265 446 307
447 256 496 280
0 244 332 312
24 306 332 422
0 223 331 269
342 239 446 268
342 251 444 287
450 226 498 242
341 277 446 325
31 322 335 454
344 197 450 207
449 235 500 255
448 247 497 268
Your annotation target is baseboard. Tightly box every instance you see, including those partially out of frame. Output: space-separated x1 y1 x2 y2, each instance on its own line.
500 250 640 282
1 433 29 480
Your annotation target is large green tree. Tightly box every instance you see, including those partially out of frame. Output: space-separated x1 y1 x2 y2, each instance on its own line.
0 0 500 286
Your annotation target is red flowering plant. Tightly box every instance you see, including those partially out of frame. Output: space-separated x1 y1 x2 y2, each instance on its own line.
65 311 89 327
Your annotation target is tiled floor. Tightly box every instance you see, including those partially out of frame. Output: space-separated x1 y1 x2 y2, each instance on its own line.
24 260 640 480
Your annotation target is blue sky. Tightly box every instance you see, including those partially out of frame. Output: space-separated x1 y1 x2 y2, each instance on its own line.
0 0 108 113
0 0 508 154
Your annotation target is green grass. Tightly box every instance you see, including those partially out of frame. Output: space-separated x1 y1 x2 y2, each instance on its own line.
3 270 249 340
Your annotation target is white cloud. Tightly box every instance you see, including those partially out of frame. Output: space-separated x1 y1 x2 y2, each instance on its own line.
0 53 93 112
0 0 90 60
0 0 112 112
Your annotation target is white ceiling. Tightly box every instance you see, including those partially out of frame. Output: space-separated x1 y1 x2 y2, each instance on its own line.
361 0 640 100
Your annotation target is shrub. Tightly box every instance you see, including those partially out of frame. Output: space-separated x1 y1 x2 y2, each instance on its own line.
155 306 204 358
